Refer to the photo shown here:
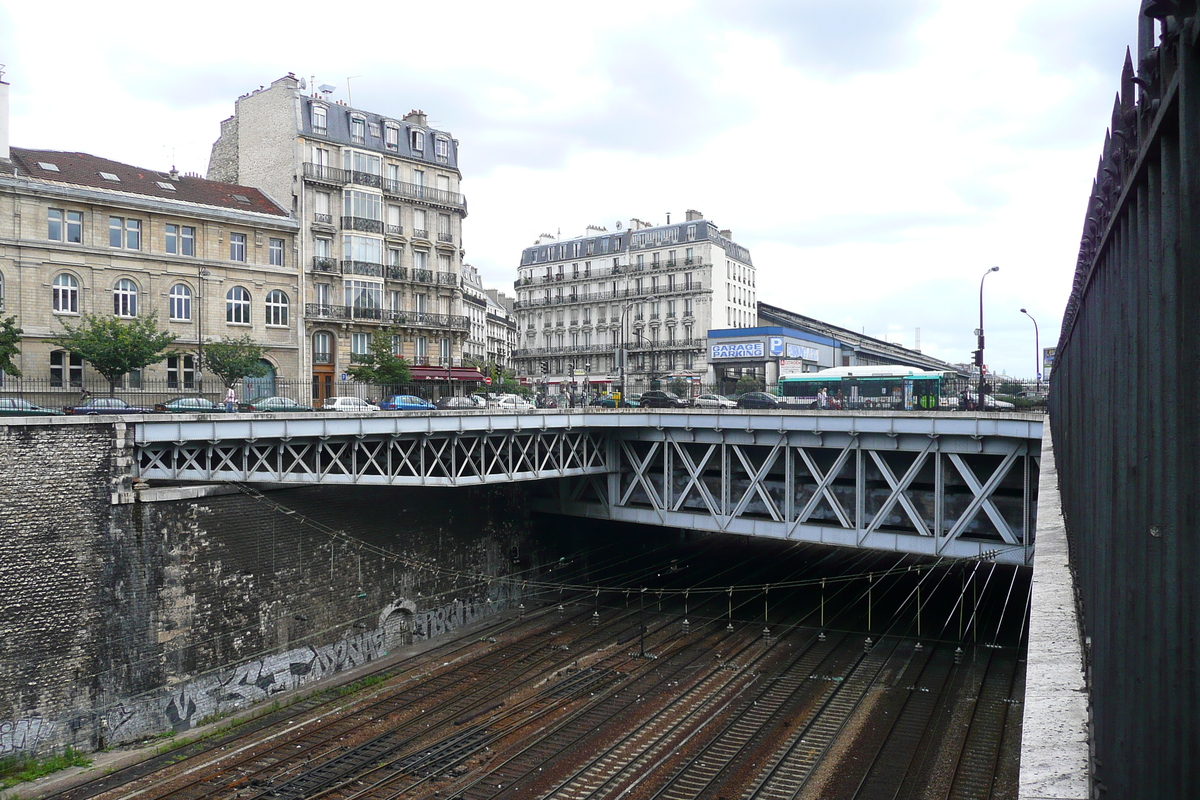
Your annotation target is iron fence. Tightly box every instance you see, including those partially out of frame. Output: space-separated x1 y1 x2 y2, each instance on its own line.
1049 6 1200 797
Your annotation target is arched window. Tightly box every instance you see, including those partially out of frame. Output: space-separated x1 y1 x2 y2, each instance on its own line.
226 286 251 324
265 290 289 326
113 278 138 317
169 283 192 321
53 273 79 314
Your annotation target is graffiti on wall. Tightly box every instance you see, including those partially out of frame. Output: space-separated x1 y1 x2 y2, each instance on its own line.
0 716 55 756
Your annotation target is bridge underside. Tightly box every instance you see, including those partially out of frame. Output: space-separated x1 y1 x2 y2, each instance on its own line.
134 411 1038 563
537 427 1037 565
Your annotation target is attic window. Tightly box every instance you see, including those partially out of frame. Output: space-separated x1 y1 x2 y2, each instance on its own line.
156 181 176 191
38 162 60 172
100 172 121 182
232 194 251 204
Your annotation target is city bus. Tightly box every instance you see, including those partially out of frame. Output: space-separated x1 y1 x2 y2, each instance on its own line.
777 366 949 410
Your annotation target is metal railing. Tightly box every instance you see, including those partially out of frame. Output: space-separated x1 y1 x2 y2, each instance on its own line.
341 216 383 234
513 282 705 309
381 178 467 210
304 304 469 331
312 256 339 273
303 162 348 184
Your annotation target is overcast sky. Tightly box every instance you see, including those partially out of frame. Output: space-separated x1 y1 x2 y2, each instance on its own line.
0 0 1139 377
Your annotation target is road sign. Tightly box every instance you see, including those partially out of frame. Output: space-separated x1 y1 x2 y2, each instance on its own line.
484 377 493 385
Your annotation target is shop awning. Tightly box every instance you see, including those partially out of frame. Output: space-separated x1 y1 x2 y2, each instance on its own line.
408 367 487 381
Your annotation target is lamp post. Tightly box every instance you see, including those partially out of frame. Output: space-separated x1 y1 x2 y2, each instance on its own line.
617 295 654 408
976 266 1000 407
1020 308 1040 393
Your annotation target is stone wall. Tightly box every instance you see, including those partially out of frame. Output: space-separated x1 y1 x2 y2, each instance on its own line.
0 419 543 756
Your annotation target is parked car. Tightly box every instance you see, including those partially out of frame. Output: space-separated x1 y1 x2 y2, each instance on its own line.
322 396 380 412
154 396 226 413
589 394 640 408
242 396 315 412
639 390 690 409
0 398 64 416
493 395 535 411
736 392 782 410
67 397 156 415
380 394 436 411
435 395 477 410
959 391 1016 410
692 393 737 409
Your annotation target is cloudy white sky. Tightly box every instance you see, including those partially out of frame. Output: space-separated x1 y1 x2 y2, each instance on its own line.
1 1 1138 377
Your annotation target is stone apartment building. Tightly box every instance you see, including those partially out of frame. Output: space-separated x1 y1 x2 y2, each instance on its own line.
207 74 474 402
0 78 300 393
511 211 755 393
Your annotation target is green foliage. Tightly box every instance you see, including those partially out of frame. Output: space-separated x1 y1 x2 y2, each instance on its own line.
0 316 23 378
735 374 765 394
0 747 91 789
668 378 689 396
998 381 1024 395
49 313 175 390
345 328 412 389
201 335 272 388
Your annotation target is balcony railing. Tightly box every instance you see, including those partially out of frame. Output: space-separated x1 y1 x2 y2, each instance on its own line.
313 351 332 364
412 228 430 240
341 216 383 234
511 337 706 358
303 162 348 184
382 178 467 210
312 256 339 273
341 260 384 278
349 170 381 189
349 352 372 364
313 213 333 225
437 232 454 244
305 304 469 331
385 224 403 236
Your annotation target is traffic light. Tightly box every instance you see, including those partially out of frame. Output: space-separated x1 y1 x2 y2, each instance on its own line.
585 362 591 372
540 360 549 375
973 349 984 366
567 362 575 373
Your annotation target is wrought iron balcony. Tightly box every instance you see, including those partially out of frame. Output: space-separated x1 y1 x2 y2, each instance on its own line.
381 178 468 211
385 224 404 236
313 213 333 225
341 260 384 278
412 228 430 240
303 162 348 184
341 216 383 234
349 170 381 189
313 351 332 364
312 256 339 273
438 232 454 244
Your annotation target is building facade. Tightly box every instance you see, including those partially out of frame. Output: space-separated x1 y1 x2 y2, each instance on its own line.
207 74 472 402
461 263 489 365
511 210 754 394
0 105 300 395
483 290 517 372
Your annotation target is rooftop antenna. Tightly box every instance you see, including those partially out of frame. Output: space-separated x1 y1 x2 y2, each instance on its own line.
345 75 363 107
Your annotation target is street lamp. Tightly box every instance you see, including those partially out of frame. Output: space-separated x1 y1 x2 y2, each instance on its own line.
976 266 1000 406
1020 308 1040 393
617 295 654 408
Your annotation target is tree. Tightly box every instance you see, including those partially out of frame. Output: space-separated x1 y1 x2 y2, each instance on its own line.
668 378 689 396
735 374 765 394
346 328 412 390
0 316 23 378
49 313 176 393
201 335 273 388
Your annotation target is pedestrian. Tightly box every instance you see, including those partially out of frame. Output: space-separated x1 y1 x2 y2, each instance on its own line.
79 388 90 404
224 385 236 413
817 387 828 409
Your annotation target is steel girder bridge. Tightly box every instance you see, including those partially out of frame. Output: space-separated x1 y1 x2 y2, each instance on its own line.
134 411 1041 564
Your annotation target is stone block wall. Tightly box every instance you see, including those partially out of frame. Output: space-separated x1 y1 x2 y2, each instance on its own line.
0 419 547 756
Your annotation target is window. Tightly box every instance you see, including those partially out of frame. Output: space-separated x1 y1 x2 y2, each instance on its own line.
343 235 383 264
312 146 329 167
344 190 382 221
48 209 83 243
113 279 138 317
53 274 79 313
229 232 246 261
687 224 696 241
315 237 332 257
313 332 332 364
411 128 425 152
315 283 330 308
169 284 192 321
413 209 427 237
109 216 141 249
391 334 403 356
435 137 448 162
265 290 289 326
269 238 284 266
343 150 382 176
166 355 196 389
384 124 399 150
685 298 693 316
368 121 381 139
388 248 402 267
344 280 382 313
350 115 366 143
416 336 428 359
226 286 251 324
50 350 83 387
166 224 196 256
312 104 327 134
351 333 370 356
440 337 450 365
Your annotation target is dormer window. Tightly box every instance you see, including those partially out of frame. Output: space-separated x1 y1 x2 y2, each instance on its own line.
411 129 425 153
99 172 120 182
350 115 366 144
156 181 176 191
384 124 399 150
38 162 60 172
312 104 327 134
368 122 381 139
435 137 449 163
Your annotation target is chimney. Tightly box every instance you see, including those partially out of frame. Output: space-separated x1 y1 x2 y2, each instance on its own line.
403 109 428 126
719 229 732 239
0 74 9 161
685 209 703 221
169 165 180 181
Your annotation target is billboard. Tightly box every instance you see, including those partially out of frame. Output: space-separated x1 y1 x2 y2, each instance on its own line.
710 342 764 359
